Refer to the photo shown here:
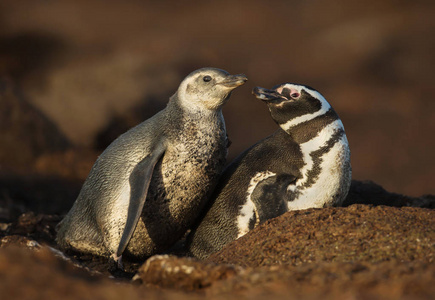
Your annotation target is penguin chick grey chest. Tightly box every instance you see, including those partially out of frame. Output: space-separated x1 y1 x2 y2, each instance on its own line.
186 83 351 259
145 110 227 223
55 68 247 263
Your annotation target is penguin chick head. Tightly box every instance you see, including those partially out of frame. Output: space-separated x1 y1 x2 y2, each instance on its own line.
177 68 247 111
252 83 331 128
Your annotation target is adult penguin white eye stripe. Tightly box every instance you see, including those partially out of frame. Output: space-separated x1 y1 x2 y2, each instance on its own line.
279 84 332 130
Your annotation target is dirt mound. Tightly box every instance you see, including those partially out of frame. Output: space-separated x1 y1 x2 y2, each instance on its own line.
206 205 434 267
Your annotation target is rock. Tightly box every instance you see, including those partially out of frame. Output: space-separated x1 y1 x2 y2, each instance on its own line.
0 235 42 250
344 180 435 208
0 223 10 231
1 212 61 245
135 255 240 291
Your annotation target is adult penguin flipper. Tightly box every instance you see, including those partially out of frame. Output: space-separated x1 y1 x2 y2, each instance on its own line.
113 143 166 268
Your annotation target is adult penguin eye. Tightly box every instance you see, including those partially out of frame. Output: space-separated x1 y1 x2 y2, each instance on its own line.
203 75 212 82
290 92 300 99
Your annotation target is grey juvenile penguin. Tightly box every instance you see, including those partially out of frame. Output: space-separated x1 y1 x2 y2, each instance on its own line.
56 68 247 265
186 83 351 259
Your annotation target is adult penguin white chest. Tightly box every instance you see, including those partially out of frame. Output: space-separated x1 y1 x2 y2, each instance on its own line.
186 83 351 259
56 68 247 266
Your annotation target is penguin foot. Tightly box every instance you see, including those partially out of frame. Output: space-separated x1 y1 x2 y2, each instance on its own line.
108 253 124 272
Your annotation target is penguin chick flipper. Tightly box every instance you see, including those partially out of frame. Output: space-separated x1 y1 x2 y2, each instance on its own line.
115 143 166 257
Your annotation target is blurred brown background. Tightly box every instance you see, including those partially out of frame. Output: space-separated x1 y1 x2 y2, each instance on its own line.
0 0 434 204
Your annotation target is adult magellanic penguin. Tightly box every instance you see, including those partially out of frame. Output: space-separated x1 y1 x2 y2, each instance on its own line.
56 68 247 267
186 83 351 259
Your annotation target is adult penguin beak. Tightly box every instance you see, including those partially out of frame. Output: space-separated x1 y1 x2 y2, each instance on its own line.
252 86 285 101
219 74 248 88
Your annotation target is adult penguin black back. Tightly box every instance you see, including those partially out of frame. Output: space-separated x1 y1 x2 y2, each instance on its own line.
186 83 351 259
56 68 247 267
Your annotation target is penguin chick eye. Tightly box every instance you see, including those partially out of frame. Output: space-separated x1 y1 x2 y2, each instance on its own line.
203 75 212 82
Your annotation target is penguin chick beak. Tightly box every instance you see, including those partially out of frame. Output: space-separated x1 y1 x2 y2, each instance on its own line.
252 86 285 101
219 74 248 88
